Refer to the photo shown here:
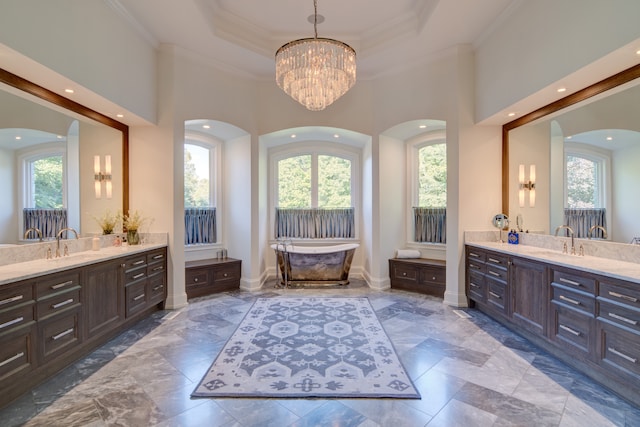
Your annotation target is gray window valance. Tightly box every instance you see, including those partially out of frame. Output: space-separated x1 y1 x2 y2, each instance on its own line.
23 208 67 239
275 208 355 239
414 207 446 243
563 208 606 239
185 207 217 245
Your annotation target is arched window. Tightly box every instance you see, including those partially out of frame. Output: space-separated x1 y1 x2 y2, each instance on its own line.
184 136 220 245
409 135 446 243
272 143 358 239
19 144 67 238
563 143 610 238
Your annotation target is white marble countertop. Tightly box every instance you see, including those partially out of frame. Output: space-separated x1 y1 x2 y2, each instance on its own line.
467 241 640 285
0 243 167 286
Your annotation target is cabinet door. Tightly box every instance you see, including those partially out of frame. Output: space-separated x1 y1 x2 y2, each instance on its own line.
84 260 123 339
510 257 548 335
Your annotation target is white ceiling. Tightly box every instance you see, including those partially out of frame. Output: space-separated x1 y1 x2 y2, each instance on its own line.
113 0 518 80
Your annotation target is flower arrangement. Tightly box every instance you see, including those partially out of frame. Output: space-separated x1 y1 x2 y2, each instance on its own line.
121 209 149 231
93 209 120 235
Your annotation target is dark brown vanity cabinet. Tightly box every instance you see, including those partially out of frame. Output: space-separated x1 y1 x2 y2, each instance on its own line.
465 244 640 407
389 258 446 297
0 246 167 409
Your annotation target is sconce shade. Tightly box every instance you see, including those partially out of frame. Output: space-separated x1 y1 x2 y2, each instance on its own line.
94 155 113 199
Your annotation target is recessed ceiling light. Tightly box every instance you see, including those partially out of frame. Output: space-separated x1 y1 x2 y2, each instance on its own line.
557 87 567 93
419 125 427 129
64 88 74 94
15 136 21 140
291 134 297 138
606 136 613 141
116 114 124 118
508 112 516 117
636 49 640 55
57 135 63 139
566 136 572 140
333 134 339 138
202 124 210 129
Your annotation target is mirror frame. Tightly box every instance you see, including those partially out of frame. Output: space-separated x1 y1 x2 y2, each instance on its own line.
502 63 640 216
0 67 129 217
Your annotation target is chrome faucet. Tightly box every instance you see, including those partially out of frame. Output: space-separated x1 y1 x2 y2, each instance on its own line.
56 227 78 257
24 227 43 241
554 225 575 254
588 225 608 240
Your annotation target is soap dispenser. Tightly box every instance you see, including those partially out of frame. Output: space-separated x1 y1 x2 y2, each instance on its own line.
508 229 519 245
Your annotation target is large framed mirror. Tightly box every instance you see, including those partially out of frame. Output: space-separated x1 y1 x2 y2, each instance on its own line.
0 68 128 244
503 63 640 244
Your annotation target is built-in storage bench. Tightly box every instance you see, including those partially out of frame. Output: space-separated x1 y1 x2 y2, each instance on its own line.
0 246 167 409
465 244 640 407
389 258 446 297
185 258 241 299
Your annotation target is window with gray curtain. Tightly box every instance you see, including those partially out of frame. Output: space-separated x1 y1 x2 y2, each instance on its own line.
23 208 67 239
275 208 354 239
564 208 606 239
185 207 217 244
413 207 446 243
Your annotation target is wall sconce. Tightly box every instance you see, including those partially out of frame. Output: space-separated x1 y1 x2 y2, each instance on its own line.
519 164 536 207
94 155 112 199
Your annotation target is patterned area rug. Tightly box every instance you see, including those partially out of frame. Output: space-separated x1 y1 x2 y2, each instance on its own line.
192 297 420 399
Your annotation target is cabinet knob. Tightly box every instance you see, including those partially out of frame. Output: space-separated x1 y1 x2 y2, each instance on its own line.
194 278 198 282
432 276 436 280
223 273 228 277
121 263 126 268
402 272 407 276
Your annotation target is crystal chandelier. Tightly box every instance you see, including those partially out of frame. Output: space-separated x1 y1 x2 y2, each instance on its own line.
275 0 356 111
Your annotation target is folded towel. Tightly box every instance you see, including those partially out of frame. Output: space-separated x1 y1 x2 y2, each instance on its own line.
396 249 421 259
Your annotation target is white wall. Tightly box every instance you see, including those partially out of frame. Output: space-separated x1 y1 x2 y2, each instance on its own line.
475 0 640 121
613 144 640 243
0 0 157 123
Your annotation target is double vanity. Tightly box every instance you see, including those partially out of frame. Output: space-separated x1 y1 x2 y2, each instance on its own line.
465 233 640 407
0 238 167 408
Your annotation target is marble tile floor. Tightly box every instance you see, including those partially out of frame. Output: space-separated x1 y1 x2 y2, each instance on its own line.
2 279 639 426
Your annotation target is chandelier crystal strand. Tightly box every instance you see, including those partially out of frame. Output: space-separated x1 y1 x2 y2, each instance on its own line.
275 1 356 111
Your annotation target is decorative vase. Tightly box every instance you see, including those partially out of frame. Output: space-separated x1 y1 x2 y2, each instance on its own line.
102 228 113 235
127 229 140 245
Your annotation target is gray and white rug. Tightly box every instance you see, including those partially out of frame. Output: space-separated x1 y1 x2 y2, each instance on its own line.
192 297 420 399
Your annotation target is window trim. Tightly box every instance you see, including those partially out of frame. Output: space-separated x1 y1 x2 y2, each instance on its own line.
184 132 222 247
269 141 360 241
563 142 611 229
17 143 67 237
407 131 446 244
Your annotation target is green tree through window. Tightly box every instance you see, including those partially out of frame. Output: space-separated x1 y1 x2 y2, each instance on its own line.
418 143 446 207
184 144 211 207
277 154 352 208
566 154 598 208
32 156 63 209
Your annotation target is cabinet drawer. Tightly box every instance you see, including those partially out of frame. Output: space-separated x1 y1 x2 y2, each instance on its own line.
551 302 594 357
148 274 166 305
38 309 80 363
485 264 508 282
467 258 485 274
467 271 485 302
0 304 35 335
147 262 165 277
551 269 596 294
147 250 166 265
466 249 486 263
125 281 147 317
36 272 80 299
124 267 147 284
0 325 34 382
420 267 445 285
599 280 640 311
123 255 147 271
599 323 640 379
36 288 81 320
485 253 508 269
213 266 240 282
598 300 640 334
552 285 595 315
487 279 507 313
392 264 419 283
0 283 34 311
186 269 209 287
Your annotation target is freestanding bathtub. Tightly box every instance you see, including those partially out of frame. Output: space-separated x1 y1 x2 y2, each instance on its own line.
271 243 359 287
